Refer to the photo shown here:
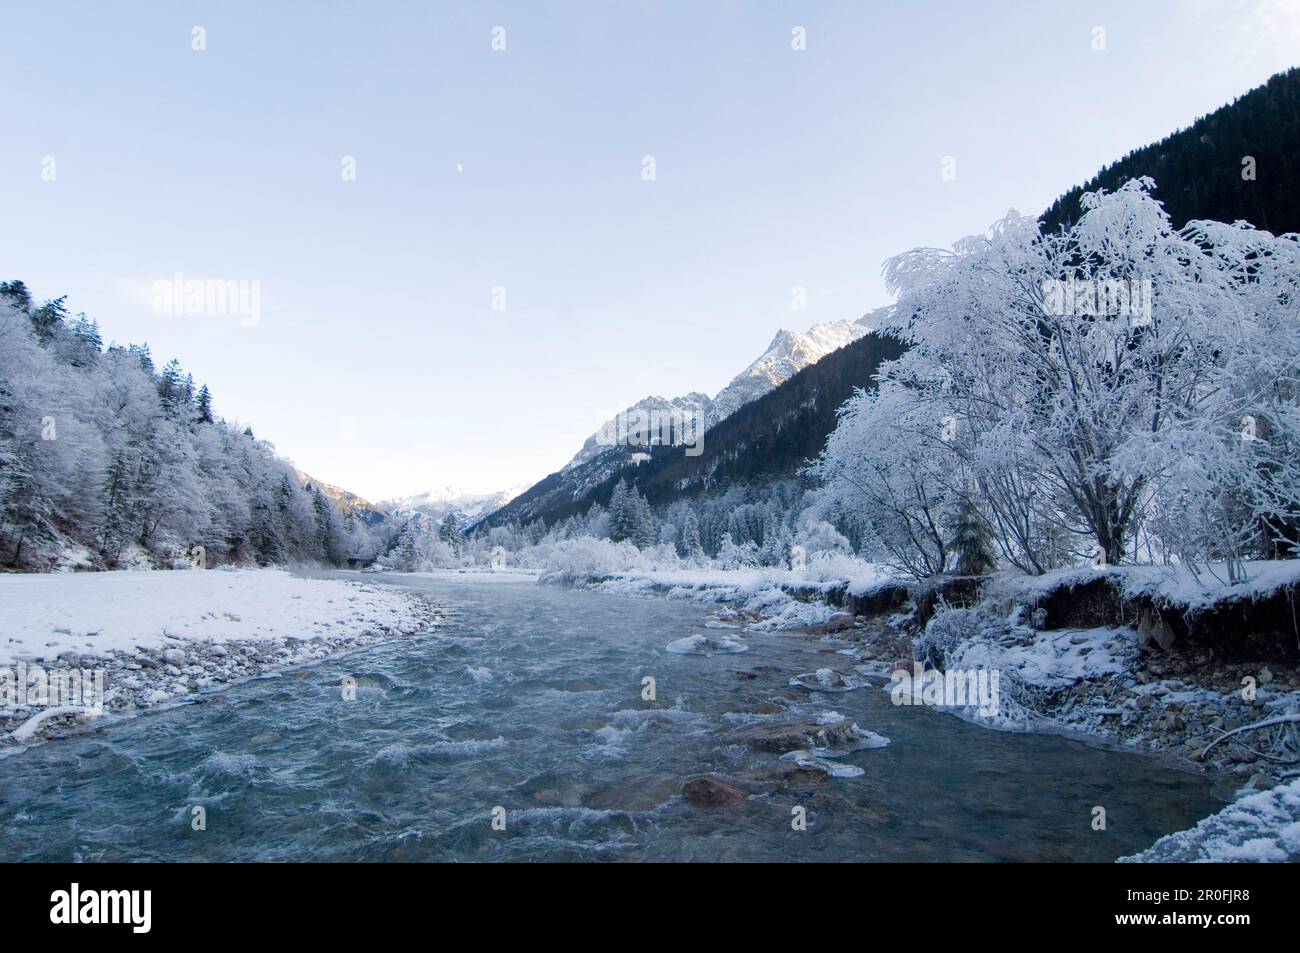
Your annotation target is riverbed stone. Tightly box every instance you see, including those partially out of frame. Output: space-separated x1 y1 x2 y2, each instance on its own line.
780 765 831 785
681 775 745 806
801 613 857 635
728 719 869 753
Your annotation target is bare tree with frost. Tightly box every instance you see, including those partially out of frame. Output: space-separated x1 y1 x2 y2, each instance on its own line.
814 179 1300 578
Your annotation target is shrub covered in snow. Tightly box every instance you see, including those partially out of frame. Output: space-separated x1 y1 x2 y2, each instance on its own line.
522 536 651 582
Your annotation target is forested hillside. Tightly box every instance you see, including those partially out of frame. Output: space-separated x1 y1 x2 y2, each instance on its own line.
0 281 383 570
1041 66 1300 235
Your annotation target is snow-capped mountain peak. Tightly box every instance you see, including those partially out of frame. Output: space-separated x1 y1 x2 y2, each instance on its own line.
380 484 527 523
562 311 884 472
707 317 872 426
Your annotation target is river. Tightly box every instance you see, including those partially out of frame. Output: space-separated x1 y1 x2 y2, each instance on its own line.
0 571 1224 861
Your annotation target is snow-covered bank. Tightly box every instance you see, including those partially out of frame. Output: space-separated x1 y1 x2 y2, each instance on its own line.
0 569 441 745
551 563 898 631
1119 778 1300 862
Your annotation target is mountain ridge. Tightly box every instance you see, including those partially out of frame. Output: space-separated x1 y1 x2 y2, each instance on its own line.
562 312 879 473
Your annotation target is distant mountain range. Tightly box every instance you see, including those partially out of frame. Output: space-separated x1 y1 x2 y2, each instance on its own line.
479 328 906 529
379 485 527 525
295 476 527 530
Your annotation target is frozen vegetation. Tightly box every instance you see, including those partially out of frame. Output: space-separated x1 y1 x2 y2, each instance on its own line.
0 284 384 572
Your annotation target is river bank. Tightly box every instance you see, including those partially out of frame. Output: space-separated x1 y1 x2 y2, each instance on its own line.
0 568 442 747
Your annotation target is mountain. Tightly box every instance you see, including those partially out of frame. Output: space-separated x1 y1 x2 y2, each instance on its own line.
707 317 874 426
480 329 905 529
482 69 1300 534
1041 66 1300 236
562 315 875 472
564 393 714 472
294 471 387 527
381 484 526 524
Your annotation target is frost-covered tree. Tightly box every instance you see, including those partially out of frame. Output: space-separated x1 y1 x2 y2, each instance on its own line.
812 385 952 577
0 287 365 570
716 532 759 569
438 513 465 553
814 179 1300 578
680 509 705 561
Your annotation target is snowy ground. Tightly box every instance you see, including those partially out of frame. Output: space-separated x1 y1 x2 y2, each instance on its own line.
562 563 897 631
1120 777 1300 862
0 568 430 664
0 568 440 744
994 558 1300 610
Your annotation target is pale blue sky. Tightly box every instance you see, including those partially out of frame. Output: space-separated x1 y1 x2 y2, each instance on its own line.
2 1 1297 501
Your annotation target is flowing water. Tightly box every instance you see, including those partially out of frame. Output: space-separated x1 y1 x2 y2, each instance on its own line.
0 572 1225 862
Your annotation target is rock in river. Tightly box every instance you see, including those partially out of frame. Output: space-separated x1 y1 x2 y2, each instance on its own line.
681 775 746 806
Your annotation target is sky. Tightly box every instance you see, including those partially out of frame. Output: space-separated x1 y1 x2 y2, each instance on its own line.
1 1 1298 503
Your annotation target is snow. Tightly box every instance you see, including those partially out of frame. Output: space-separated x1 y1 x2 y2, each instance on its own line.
559 311 879 473
995 559 1300 611
9 705 93 742
0 568 426 665
779 750 866 778
1120 778 1300 862
379 484 526 523
567 561 899 631
604 563 897 597
664 634 748 655
944 624 1136 691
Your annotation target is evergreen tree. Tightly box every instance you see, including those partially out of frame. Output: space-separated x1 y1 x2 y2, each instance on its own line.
158 359 186 415
67 314 102 366
608 479 634 542
0 279 32 313
630 492 657 549
194 384 214 424
681 510 704 560
128 342 154 374
438 513 465 553
250 487 286 565
98 453 136 566
950 496 998 575
29 296 68 344
393 518 420 568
